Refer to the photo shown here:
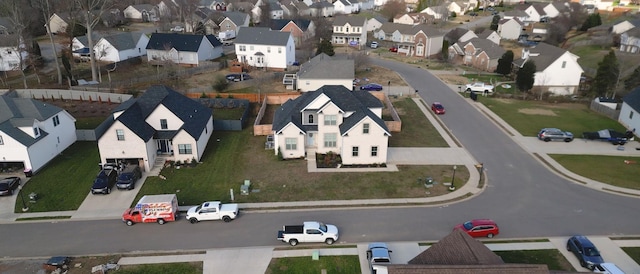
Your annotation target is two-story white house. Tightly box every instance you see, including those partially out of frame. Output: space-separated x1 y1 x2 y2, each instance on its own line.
234 27 295 71
0 92 77 174
96 85 214 171
619 86 640 133
497 18 524 40
123 4 160 22
332 16 367 47
146 33 223 67
334 0 357 14
620 27 640 54
272 85 390 165
513 43 584 96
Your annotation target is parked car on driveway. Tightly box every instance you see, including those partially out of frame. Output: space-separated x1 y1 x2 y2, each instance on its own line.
91 169 117 194
170 26 184 32
567 235 604 270
454 219 499 238
116 165 142 190
226 73 252 82
370 41 378 48
360 83 383 91
431 102 445 115
366 242 392 274
0 177 20 196
465 82 494 93
538 128 573 142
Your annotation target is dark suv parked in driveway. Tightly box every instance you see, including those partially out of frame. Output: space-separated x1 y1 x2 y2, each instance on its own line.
116 165 142 190
91 169 117 194
538 128 574 142
567 235 604 270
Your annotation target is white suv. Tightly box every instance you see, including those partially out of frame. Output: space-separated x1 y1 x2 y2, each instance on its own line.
370 41 378 49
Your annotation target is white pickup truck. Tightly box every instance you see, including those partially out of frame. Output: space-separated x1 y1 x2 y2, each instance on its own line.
465 82 494 93
277 221 339 246
185 201 239 224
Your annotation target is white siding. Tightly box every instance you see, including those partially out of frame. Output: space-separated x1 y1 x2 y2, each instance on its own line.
298 79 352 92
534 52 583 96
194 116 214 160
98 120 148 169
341 117 388 165
124 6 143 19
171 130 199 163
619 103 640 133
235 35 294 69
275 124 305 158
0 131 30 169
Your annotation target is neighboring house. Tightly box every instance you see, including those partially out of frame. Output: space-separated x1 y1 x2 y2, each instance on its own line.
48 12 74 34
444 27 477 44
619 86 640 134
523 3 546 23
92 32 150 63
308 1 335 17
0 17 14 35
374 23 442 58
272 85 390 165
234 27 295 70
296 53 354 92
379 229 550 272
543 1 568 18
146 33 223 66
393 13 433 25
420 5 448 20
269 19 315 48
447 1 470 15
334 0 356 14
0 35 27 72
367 16 387 32
96 85 213 172
188 8 226 34
497 17 524 40
513 43 584 96
477 29 501 45
503 9 529 22
374 0 389 7
620 27 640 53
612 18 640 35
280 0 310 17
332 16 367 47
123 4 160 22
199 0 227 10
158 0 180 17
0 92 77 174
218 11 251 35
450 38 505 72
252 0 285 23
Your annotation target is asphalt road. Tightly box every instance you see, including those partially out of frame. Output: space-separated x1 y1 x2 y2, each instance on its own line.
2 59 640 258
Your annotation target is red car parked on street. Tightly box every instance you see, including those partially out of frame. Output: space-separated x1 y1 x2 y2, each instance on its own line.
431 102 445 114
389 46 398 52
454 219 500 238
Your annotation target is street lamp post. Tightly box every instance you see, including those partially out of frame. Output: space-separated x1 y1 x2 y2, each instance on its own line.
17 185 28 212
450 165 457 191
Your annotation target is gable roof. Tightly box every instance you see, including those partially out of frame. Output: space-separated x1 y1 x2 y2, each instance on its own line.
146 33 220 52
0 93 63 146
333 15 366 27
129 4 156 12
387 264 550 274
297 53 354 80
223 11 249 26
444 27 476 43
74 34 103 48
100 32 145 51
464 38 505 58
411 24 442 37
272 85 388 135
625 26 640 37
409 229 504 265
504 9 529 18
235 27 291 46
623 86 640 112
512 42 573 71
477 29 496 39
270 19 312 31
95 85 211 141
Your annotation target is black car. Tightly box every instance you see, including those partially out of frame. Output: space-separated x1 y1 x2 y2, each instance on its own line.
91 169 117 194
567 235 604 270
0 177 21 196
225 73 252 82
116 165 142 190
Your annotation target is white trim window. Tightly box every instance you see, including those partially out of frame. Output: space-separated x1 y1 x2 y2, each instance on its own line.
285 138 297 150
363 123 370 134
178 144 192 154
352 146 358 157
371 146 378 156
116 129 125 141
324 115 337 125
324 133 337 147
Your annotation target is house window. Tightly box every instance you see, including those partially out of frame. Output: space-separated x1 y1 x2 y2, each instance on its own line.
308 114 314 124
630 111 634 119
116 129 125 141
346 27 349 33
178 144 192 154
371 146 378 156
53 115 60 127
363 123 370 134
324 133 337 147
324 115 337 125
0 135 3 145
278 47 281 53
160 119 168 129
239 45 246 51
285 138 297 150
267 47 271 53
34 127 40 137
562 61 566 68
352 146 359 157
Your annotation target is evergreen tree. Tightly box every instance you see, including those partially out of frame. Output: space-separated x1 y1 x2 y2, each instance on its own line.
490 15 500 31
624 66 640 90
591 50 619 97
316 39 335 56
516 60 536 92
580 13 602 31
441 40 449 61
496 50 514 76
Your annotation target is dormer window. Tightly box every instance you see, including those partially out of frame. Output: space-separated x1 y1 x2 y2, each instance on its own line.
34 127 40 137
308 114 314 124
161 119 168 129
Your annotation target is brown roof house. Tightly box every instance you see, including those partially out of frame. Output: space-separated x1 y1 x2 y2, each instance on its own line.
385 229 552 274
449 38 506 72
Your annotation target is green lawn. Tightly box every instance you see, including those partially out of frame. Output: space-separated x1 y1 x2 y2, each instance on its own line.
550 155 640 190
265 256 360 274
15 142 101 212
213 107 245 120
571 45 609 76
622 247 640 264
76 117 108 129
388 97 448 147
495 250 575 271
479 97 627 137
116 262 202 274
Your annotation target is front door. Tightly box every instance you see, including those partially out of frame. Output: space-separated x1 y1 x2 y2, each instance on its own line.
307 132 315 147
156 139 171 154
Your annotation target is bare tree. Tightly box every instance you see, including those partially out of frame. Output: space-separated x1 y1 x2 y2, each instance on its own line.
348 51 370 71
32 0 64 85
0 0 29 88
380 0 407 21
76 0 112 83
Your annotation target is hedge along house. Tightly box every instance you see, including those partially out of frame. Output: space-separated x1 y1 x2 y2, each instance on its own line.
95 85 213 171
272 85 390 165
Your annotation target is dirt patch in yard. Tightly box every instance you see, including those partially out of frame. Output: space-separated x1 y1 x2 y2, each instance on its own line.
437 74 470 85
518 108 557 116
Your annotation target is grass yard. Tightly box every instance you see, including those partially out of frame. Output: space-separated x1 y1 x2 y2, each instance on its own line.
550 155 640 190
115 262 202 274
388 97 448 147
213 107 246 120
495 250 575 271
76 117 109 129
622 247 640 264
15 142 101 213
265 256 360 274
479 97 627 136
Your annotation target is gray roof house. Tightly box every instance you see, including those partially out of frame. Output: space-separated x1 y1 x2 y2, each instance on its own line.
0 92 77 173
296 53 355 92
92 32 150 63
272 85 390 165
619 86 640 136
450 37 505 72
146 33 223 66
96 85 214 172
234 27 295 70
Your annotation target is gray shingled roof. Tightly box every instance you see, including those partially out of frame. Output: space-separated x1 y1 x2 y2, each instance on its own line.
95 85 211 141
333 15 366 27
272 85 388 136
223 11 249 26
411 24 442 37
309 1 333 8
408 229 504 265
0 94 62 146
131 4 156 12
625 26 640 37
146 33 220 51
269 19 312 31
74 34 103 48
512 42 571 70
504 9 529 18
623 86 640 112
444 27 475 43
387 264 550 274
464 38 505 58
297 53 354 80
235 27 290 46
101 32 144 51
